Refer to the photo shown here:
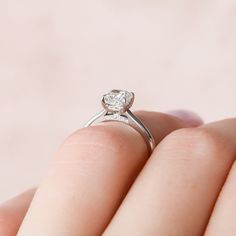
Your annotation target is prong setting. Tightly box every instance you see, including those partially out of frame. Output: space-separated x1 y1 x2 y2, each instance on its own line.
101 89 134 114
85 89 155 154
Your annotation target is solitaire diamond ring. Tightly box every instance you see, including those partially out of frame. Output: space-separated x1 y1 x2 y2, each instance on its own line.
84 89 156 153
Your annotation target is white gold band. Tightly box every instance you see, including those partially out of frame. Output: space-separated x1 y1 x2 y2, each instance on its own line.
84 90 156 154
84 109 156 153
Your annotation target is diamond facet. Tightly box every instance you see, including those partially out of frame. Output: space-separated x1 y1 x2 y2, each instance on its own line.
102 89 134 113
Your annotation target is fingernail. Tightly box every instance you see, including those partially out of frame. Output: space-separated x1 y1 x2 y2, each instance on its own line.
166 110 204 127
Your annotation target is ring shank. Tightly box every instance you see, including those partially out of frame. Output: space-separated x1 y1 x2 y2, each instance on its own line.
84 109 156 154
126 110 156 153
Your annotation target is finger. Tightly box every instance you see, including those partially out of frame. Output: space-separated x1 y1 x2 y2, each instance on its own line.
0 189 35 236
3 110 199 235
9 110 201 234
204 160 236 236
103 118 236 236
166 109 203 127
17 111 191 236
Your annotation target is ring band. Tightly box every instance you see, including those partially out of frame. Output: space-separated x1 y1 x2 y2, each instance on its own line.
84 89 156 153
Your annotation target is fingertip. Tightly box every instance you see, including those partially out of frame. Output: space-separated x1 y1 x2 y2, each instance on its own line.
0 188 36 236
0 188 36 208
165 110 204 127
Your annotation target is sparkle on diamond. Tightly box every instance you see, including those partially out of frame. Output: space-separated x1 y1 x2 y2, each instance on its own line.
102 89 134 112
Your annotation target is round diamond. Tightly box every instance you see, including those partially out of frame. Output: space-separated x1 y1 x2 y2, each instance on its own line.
102 89 134 113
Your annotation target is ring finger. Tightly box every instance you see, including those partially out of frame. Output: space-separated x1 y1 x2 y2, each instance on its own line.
16 111 190 236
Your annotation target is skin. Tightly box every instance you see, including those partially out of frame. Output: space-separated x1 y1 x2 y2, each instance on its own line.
0 110 236 236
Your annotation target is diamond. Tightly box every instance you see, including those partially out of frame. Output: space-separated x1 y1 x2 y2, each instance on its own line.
102 89 134 113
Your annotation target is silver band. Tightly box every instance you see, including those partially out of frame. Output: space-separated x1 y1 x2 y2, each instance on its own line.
84 90 156 153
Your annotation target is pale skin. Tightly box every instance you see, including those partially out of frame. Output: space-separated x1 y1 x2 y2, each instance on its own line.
0 111 236 236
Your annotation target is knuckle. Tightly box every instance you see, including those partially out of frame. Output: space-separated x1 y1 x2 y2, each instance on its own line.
158 127 228 160
65 125 125 151
55 124 129 164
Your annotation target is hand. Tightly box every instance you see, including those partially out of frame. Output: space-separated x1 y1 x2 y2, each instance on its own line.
1 111 236 236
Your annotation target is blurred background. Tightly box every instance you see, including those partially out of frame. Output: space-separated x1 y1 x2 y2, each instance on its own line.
0 0 236 201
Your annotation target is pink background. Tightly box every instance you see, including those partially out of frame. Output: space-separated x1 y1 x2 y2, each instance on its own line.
0 0 236 201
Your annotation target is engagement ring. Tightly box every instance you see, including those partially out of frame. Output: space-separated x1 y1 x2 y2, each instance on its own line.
84 89 156 153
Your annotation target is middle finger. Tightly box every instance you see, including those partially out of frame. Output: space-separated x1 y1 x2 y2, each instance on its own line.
104 119 236 236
